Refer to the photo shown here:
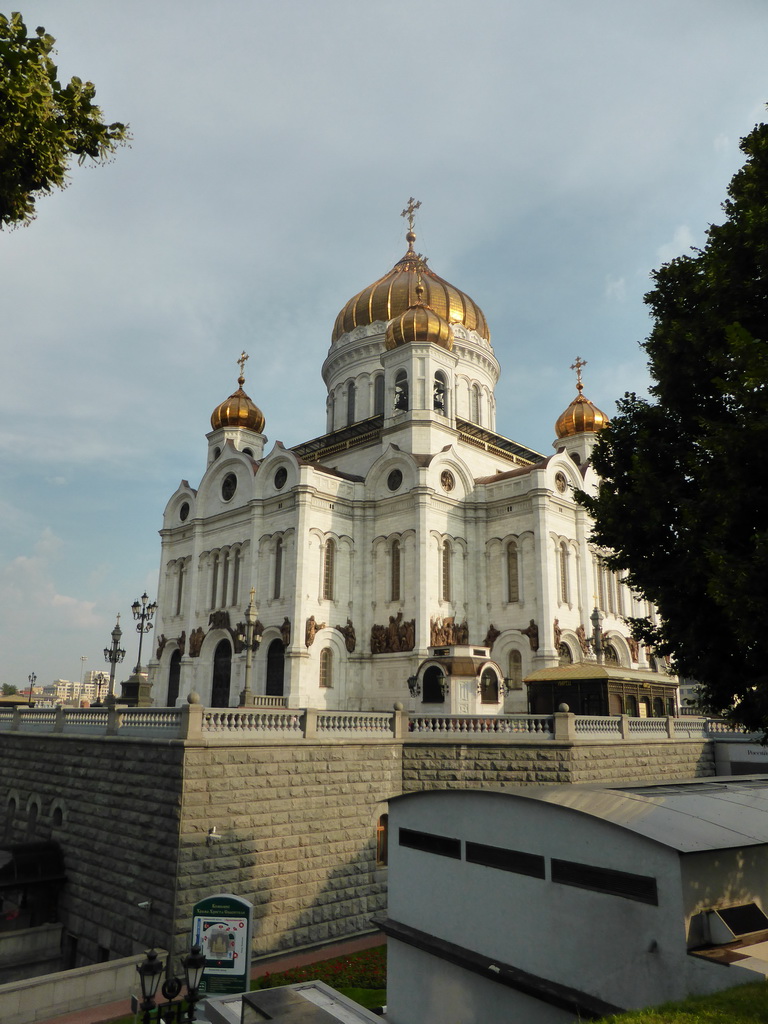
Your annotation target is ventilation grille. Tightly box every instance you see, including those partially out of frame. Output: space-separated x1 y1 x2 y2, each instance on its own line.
551 858 658 904
466 841 545 879
399 828 461 860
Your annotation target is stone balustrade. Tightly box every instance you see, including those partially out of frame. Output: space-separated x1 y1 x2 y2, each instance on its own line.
0 704 747 743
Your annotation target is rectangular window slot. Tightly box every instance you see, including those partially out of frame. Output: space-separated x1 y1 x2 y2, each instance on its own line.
551 858 658 904
466 841 545 879
399 828 461 860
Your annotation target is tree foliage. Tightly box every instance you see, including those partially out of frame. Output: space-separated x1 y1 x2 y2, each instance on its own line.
577 120 768 732
0 11 129 228
1 684 19 695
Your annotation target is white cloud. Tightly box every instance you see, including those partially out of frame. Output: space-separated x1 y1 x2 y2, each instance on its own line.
605 276 627 302
656 226 696 265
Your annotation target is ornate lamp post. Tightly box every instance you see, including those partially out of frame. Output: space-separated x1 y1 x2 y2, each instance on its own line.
104 615 126 707
92 671 108 705
238 588 262 707
27 672 36 707
136 945 206 1024
131 592 158 674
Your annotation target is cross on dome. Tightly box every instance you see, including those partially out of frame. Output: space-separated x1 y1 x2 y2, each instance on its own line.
400 197 421 232
570 356 587 394
237 350 249 385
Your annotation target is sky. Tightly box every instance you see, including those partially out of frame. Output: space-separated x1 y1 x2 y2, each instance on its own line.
1 0 766 689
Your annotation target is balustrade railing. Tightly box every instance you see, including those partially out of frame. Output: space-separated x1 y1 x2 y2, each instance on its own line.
0 704 751 744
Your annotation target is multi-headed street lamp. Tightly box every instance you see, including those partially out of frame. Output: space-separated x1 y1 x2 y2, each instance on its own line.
27 672 36 707
103 615 126 707
131 593 158 674
136 945 206 1024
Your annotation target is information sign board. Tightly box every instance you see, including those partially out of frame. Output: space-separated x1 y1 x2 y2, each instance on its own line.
191 892 253 996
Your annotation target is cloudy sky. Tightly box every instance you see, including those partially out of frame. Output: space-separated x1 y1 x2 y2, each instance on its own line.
1 0 766 689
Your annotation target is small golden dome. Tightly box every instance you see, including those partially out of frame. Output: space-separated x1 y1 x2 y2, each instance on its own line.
211 353 265 433
555 394 610 438
555 357 609 438
332 229 489 344
384 283 455 351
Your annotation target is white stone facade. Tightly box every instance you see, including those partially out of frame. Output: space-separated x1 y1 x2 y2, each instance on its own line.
148 231 655 712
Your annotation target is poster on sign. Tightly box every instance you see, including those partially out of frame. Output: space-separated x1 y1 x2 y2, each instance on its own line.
191 893 253 995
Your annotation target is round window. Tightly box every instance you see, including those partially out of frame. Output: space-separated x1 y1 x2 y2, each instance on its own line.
387 469 403 491
274 467 288 489
179 501 190 522
440 470 455 492
221 473 238 501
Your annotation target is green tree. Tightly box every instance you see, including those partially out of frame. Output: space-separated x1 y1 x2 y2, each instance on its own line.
2 684 19 695
0 11 129 228
577 119 768 732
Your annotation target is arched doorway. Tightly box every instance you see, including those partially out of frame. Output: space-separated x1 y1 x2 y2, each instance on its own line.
266 639 285 697
422 666 445 703
167 649 181 707
210 640 232 707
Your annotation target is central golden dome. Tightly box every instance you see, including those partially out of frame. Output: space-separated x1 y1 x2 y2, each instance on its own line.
332 229 489 344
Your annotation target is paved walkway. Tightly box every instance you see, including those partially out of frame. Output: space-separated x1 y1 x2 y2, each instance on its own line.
39 933 383 1024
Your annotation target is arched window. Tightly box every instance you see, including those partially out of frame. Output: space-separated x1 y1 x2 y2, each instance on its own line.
221 550 230 607
653 696 665 718
507 650 523 690
319 648 333 688
626 694 639 717
210 553 219 610
507 541 519 603
433 371 447 414
52 805 63 828
175 560 185 616
274 537 283 599
559 542 569 604
480 670 499 704
26 801 38 840
374 374 385 416
441 541 451 602
231 548 240 606
322 539 335 601
422 666 445 703
391 539 401 602
394 370 409 411
210 640 232 707
471 383 481 424
266 639 285 696
376 814 389 866
329 393 336 431
167 649 181 707
346 379 356 425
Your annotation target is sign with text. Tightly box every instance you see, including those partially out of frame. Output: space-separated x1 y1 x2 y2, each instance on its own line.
191 893 253 996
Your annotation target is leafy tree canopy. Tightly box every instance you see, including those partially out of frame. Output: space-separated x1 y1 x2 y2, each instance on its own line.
1 684 19 695
0 11 129 228
577 119 768 733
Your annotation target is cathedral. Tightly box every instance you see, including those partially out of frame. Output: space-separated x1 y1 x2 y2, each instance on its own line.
148 202 675 717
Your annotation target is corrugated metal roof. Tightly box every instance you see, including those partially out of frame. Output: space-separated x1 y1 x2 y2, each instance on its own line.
518 777 768 853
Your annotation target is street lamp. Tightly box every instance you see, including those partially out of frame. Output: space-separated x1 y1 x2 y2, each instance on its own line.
28 672 36 708
238 588 262 707
136 945 206 1024
92 671 108 706
131 593 158 674
103 615 126 707
590 605 604 664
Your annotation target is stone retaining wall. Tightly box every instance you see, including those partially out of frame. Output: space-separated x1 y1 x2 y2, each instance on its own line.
0 732 715 967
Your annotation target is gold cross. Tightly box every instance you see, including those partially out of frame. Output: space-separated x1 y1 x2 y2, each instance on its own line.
401 197 422 232
237 351 249 381
570 356 587 393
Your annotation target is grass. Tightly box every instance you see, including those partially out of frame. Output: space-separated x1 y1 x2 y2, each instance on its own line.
593 980 768 1023
254 944 386 1008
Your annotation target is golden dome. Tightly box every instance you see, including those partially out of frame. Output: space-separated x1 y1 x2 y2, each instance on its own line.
384 283 455 351
555 357 609 438
211 353 265 433
555 394 610 438
332 230 489 344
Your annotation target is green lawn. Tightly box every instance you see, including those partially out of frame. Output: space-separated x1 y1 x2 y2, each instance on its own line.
593 981 768 1023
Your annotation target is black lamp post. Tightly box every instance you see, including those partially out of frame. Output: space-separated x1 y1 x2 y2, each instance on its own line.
92 671 108 706
27 672 36 707
104 615 126 708
136 945 206 1024
131 592 158 674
